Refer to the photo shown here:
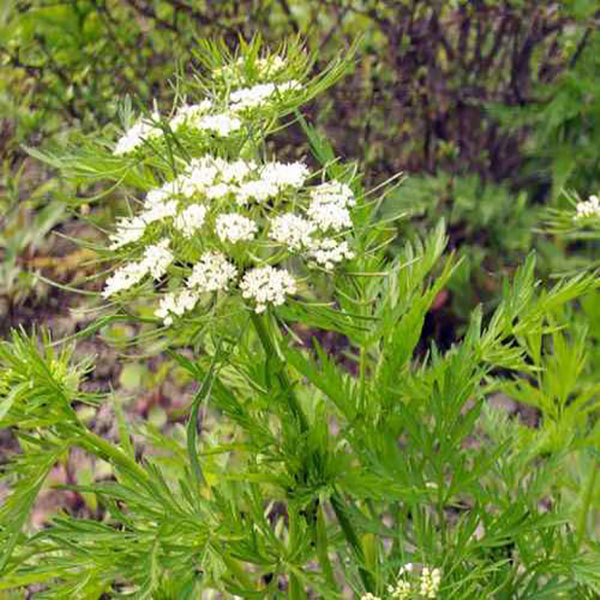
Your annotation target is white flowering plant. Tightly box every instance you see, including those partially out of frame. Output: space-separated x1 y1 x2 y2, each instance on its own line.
545 190 600 243
3 38 600 600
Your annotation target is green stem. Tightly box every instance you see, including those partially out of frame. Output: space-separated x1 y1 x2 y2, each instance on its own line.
359 344 367 411
78 428 151 487
250 311 309 433
330 490 375 593
221 553 255 591
576 452 598 549
313 501 338 591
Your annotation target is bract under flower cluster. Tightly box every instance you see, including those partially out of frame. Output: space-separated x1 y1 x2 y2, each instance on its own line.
213 54 287 84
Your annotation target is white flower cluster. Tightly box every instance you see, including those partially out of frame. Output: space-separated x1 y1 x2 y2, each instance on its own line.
575 195 600 219
308 238 354 270
229 81 299 111
269 213 316 250
216 213 258 243
105 151 356 321
108 155 255 250
155 289 199 327
113 112 162 156
232 161 311 206
102 239 172 298
307 181 355 232
114 104 243 156
261 161 310 189
174 204 207 238
387 564 441 600
155 252 237 325
269 179 356 270
240 265 297 314
104 51 360 323
361 594 381 600
113 54 299 156
187 252 238 292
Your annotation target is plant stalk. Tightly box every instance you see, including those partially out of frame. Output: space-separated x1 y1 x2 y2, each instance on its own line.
250 311 309 433
78 428 151 486
330 489 375 593
576 452 598 549
359 344 367 411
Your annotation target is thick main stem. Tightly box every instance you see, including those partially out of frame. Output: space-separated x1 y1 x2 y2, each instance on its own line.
251 312 373 591
330 490 375 593
250 311 309 433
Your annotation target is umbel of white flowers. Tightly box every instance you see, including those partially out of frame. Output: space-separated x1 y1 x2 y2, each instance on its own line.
106 50 358 323
360 564 442 600
103 153 356 323
113 77 300 156
575 194 600 219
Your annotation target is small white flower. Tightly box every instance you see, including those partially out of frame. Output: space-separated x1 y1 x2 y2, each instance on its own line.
102 261 149 298
269 213 315 250
360 594 381 600
174 204 207 238
205 183 232 200
307 238 354 270
220 159 257 183
187 252 237 293
102 239 172 297
155 288 200 325
236 179 280 205
306 181 355 231
196 113 242 136
179 160 221 197
110 199 178 249
144 239 174 278
307 201 353 232
141 199 179 225
575 195 600 219
113 112 162 156
240 265 296 313
229 80 299 111
419 567 441 599
215 213 258 243
169 100 212 130
260 161 310 189
109 216 148 249
310 180 355 206
145 185 174 207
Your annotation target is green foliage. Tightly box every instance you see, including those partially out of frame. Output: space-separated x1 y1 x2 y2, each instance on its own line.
2 11 600 600
2 240 600 597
